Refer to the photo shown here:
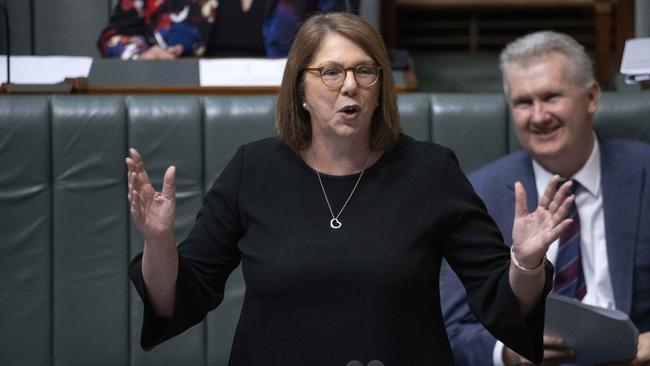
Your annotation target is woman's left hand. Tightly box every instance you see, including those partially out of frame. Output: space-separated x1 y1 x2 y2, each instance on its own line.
511 175 574 269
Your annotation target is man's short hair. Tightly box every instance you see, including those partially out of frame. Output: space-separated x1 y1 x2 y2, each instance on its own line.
499 31 595 96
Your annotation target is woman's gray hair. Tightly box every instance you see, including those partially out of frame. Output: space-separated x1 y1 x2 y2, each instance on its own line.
499 31 595 95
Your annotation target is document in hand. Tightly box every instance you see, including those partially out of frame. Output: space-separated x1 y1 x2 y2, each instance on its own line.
545 294 638 365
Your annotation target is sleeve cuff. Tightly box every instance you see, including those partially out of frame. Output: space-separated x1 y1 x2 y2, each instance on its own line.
493 341 506 366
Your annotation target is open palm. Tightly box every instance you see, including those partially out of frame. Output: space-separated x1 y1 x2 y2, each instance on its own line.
126 148 176 240
511 176 574 268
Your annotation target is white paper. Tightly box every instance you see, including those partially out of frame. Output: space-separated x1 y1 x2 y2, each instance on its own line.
199 58 287 87
545 294 638 365
620 37 650 75
0 56 93 84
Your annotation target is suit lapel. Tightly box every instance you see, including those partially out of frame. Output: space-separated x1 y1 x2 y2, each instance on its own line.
601 141 641 315
502 154 537 247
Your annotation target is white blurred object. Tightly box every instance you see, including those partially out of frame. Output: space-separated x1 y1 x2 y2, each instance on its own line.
0 56 93 84
620 38 650 85
199 58 287 86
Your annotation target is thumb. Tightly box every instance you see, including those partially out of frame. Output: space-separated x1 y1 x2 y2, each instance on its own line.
514 181 529 219
168 44 184 56
162 166 176 200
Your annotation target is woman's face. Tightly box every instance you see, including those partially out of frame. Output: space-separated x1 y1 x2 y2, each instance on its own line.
302 32 381 145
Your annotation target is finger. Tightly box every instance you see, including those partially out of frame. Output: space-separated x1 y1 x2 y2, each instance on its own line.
130 170 142 196
548 218 573 244
127 170 134 202
544 335 569 348
140 46 166 60
145 47 176 60
514 181 529 219
539 175 561 208
126 156 137 199
553 194 575 226
130 189 142 224
550 180 573 214
161 166 176 200
168 44 183 56
129 148 144 172
126 158 134 180
139 51 154 60
542 343 576 362
129 148 152 185
126 157 138 189
542 349 576 364
158 51 176 60
125 156 134 172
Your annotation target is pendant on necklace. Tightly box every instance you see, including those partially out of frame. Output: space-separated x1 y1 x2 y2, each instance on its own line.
330 218 342 229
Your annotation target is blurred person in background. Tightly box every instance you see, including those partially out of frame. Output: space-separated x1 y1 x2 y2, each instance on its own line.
442 30 650 366
98 0 358 59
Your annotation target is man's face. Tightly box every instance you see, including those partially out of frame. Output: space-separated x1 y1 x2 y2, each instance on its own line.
505 52 600 166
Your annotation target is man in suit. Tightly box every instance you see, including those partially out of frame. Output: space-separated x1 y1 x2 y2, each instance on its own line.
442 31 650 365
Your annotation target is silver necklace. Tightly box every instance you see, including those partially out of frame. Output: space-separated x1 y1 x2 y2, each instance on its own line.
313 152 371 230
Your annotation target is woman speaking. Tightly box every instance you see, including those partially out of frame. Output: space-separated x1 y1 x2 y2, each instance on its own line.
125 12 573 365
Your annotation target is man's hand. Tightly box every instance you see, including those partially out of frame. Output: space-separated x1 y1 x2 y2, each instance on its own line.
598 331 650 366
503 335 576 366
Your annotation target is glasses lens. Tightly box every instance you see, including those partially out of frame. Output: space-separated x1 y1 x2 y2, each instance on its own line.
354 65 379 86
320 65 344 87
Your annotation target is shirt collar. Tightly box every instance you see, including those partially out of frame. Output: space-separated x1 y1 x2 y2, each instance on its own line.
532 133 601 198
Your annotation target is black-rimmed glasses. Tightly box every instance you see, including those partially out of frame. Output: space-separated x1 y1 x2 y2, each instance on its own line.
304 64 381 88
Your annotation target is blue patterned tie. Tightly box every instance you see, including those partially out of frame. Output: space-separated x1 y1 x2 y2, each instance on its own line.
553 180 587 300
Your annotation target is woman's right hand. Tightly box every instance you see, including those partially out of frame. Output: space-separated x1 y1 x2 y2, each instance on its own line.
126 148 177 241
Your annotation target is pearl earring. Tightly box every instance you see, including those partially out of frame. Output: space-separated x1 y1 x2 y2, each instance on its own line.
302 102 309 110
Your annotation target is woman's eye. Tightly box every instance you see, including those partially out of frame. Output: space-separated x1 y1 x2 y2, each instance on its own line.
357 66 374 74
323 67 342 76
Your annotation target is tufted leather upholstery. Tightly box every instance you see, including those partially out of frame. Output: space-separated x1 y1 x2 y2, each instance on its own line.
0 92 648 366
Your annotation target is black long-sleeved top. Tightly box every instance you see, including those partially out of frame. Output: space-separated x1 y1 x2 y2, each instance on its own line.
129 135 553 365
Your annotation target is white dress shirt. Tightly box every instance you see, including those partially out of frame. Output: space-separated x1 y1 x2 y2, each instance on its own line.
493 136 615 365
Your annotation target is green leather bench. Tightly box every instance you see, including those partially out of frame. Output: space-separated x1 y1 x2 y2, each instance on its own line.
1 92 648 366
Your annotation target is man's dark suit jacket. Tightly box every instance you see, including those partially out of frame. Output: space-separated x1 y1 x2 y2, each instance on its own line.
441 138 650 365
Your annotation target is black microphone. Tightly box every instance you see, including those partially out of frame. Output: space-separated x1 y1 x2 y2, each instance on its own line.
0 0 9 85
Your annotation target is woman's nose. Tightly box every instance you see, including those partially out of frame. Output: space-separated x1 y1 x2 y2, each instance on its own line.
340 70 358 96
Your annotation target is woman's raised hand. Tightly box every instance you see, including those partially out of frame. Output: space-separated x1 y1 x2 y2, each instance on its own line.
511 175 574 269
126 148 177 241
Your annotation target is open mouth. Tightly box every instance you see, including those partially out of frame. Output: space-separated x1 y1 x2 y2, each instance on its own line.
339 105 361 115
